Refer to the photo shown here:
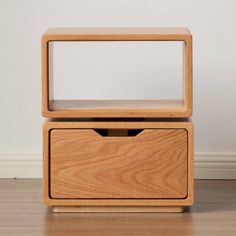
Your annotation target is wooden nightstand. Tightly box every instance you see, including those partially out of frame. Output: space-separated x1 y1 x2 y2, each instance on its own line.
42 28 194 212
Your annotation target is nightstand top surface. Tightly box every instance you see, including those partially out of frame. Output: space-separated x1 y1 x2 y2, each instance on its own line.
42 27 191 41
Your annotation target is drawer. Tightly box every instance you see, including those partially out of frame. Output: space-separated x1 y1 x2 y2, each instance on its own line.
50 128 188 199
43 121 193 206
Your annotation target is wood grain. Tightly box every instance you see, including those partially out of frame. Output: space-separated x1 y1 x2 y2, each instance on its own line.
50 129 187 199
48 99 186 118
43 120 194 206
41 27 192 118
1 179 236 236
42 27 191 41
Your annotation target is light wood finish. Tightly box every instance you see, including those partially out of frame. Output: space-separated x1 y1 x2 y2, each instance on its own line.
1 179 236 236
42 27 192 118
49 99 186 118
43 120 193 206
50 99 184 109
43 27 191 40
50 129 187 199
53 206 184 213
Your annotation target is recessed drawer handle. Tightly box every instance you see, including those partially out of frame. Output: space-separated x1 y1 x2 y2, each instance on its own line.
94 129 144 137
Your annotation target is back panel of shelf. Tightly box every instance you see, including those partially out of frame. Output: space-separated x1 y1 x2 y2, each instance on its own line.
51 41 183 100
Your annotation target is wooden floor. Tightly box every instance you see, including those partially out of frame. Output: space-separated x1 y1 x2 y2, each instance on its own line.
0 179 236 236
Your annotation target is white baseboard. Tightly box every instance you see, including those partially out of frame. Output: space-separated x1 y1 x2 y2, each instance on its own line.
0 154 42 178
0 152 236 179
194 152 236 179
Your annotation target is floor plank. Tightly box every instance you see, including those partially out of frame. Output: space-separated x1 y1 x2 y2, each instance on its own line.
0 179 235 236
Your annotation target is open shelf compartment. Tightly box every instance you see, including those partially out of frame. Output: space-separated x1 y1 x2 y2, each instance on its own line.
42 28 192 118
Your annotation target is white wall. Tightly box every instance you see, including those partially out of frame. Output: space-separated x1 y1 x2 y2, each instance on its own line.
0 0 236 178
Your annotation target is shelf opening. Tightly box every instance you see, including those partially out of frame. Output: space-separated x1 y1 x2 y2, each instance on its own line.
48 41 184 111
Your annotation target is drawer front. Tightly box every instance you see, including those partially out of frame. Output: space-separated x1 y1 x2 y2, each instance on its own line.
50 129 188 199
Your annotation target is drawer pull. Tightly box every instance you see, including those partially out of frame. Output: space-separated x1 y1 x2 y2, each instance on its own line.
94 129 143 137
